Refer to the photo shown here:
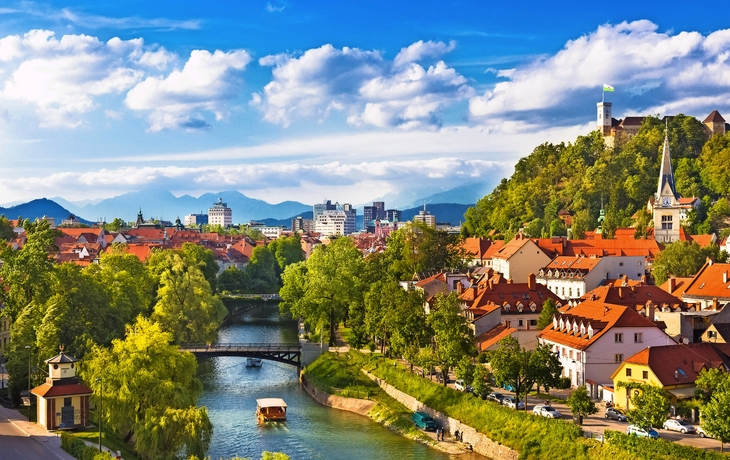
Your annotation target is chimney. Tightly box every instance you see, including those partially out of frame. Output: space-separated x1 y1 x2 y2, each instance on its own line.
456 281 464 294
528 273 536 291
618 287 624 299
488 280 494 291
724 271 728 284
646 302 655 321
713 298 719 310
668 277 676 294
507 278 513 284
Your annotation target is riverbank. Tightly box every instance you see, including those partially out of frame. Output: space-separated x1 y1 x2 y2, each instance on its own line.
301 351 482 457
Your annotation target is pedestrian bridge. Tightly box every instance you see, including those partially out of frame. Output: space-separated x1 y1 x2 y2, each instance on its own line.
180 342 304 367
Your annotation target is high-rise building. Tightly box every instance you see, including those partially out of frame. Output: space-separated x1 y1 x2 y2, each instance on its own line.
184 213 209 227
291 216 314 233
314 202 357 236
385 209 402 222
313 200 337 222
208 198 232 227
372 201 385 220
342 203 357 235
413 206 436 228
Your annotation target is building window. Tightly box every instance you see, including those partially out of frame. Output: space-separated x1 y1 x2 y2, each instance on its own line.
64 397 72 407
626 368 632 377
529 319 537 326
569 350 573 359
561 287 565 296
615 333 623 343
568 288 573 297
634 333 643 343
642 370 649 379
518 319 524 327
661 215 673 230
619 262 624 267
615 354 623 363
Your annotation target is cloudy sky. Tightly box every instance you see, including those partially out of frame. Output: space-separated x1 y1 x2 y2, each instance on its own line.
1 1 729 207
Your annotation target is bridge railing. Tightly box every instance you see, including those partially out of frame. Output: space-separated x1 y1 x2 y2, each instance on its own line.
180 342 301 351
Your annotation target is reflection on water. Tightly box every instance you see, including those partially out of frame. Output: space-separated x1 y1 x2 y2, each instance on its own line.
199 304 482 460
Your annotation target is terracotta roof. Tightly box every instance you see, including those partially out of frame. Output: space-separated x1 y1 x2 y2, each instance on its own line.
476 324 517 351
621 343 730 386
580 285 684 308
538 300 664 350
461 274 560 312
704 110 726 124
658 277 694 297
32 381 92 398
492 236 534 260
686 234 716 247
619 116 645 126
682 261 730 300
461 237 497 259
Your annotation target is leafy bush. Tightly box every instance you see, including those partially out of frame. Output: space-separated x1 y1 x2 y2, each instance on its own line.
604 430 726 460
60 432 113 460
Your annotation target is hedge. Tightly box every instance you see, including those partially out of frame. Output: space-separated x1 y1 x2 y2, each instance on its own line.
604 430 728 460
60 432 114 460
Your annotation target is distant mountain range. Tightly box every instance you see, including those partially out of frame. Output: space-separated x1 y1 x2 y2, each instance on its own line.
0 198 93 225
53 190 312 224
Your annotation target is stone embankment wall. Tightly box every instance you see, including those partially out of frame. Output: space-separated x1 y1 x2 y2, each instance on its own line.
363 370 518 460
300 373 376 416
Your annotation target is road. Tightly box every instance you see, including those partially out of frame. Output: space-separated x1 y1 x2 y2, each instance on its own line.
0 405 75 460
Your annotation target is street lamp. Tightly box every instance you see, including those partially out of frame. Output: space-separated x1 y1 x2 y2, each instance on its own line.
24 345 30 421
96 377 103 452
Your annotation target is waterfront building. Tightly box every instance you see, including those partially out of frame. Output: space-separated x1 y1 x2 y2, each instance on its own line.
31 349 93 430
209 198 232 227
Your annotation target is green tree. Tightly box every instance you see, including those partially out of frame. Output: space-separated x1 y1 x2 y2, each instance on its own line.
536 298 558 330
218 266 248 293
268 234 305 277
180 243 219 294
83 317 212 457
652 241 711 285
0 219 60 322
0 214 15 241
104 217 127 232
455 355 475 385
246 245 278 292
700 389 730 451
151 252 227 344
427 293 476 386
617 382 670 429
280 238 364 345
566 385 597 419
472 364 491 398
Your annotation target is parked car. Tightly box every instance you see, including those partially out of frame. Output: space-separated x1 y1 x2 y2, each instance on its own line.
662 419 696 434
502 396 525 410
604 407 627 422
412 411 438 431
697 426 713 438
502 383 515 392
454 379 466 391
626 425 659 439
532 404 561 418
486 392 505 404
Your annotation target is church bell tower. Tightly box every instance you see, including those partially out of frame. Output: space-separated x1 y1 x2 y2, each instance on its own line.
653 123 681 243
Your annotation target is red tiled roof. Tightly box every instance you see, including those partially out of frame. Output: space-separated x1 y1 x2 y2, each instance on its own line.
682 261 730 299
538 300 664 350
476 324 517 351
581 285 684 308
622 343 730 386
32 382 93 398
704 110 726 124
658 277 694 297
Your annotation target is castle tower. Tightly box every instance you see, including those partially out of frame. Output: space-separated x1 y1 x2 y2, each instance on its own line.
597 102 612 135
653 125 681 243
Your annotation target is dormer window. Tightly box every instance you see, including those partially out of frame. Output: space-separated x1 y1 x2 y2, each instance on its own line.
553 317 559 329
587 325 593 339
580 324 586 336
572 322 578 334
530 303 537 312
504 304 511 312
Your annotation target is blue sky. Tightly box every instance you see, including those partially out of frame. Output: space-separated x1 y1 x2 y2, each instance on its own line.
1 1 729 207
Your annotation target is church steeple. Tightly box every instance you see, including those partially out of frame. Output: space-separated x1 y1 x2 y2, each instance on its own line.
656 121 678 202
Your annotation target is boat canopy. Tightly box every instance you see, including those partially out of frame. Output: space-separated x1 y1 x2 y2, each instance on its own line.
257 398 287 408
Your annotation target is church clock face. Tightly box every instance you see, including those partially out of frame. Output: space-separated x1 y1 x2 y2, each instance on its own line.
662 197 672 206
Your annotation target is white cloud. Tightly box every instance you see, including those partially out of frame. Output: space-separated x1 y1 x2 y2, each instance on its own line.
266 2 286 13
253 41 472 128
469 20 730 121
125 49 251 131
0 30 153 127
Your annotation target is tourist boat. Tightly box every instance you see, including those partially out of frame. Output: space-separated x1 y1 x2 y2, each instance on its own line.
246 357 263 367
256 398 287 422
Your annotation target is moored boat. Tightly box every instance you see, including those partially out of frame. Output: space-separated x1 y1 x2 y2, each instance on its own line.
256 398 287 422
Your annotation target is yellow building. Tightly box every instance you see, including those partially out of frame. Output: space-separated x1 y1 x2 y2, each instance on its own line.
611 343 730 411
31 350 92 430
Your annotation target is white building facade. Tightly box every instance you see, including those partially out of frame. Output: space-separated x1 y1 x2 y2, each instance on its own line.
537 256 646 300
208 198 232 227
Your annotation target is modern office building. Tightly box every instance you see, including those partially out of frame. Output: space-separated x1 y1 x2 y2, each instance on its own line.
208 198 232 227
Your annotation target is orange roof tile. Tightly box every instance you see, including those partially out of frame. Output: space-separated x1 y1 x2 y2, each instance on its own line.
476 324 517 351
622 343 730 386
682 261 730 300
538 300 664 350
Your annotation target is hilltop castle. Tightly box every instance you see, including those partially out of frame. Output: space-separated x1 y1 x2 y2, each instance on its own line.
597 102 729 146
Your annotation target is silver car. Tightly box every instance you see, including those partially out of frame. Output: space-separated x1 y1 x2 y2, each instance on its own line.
662 419 696 434
532 404 561 418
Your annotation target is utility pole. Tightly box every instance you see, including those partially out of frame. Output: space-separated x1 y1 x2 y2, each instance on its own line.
24 345 30 421
96 377 103 452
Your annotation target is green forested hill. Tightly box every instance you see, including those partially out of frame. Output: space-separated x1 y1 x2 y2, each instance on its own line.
463 114 730 239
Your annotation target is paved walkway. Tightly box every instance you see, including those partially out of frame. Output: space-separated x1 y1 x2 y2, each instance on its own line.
0 404 75 460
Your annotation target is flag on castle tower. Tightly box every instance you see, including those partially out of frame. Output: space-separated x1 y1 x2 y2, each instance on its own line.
603 84 615 92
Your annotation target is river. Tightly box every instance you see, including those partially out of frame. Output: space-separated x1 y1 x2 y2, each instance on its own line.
197 304 482 460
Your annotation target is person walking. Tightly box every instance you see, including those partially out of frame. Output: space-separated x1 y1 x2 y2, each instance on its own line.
455 429 460 442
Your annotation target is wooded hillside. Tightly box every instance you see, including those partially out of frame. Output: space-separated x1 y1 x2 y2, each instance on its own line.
463 115 730 239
